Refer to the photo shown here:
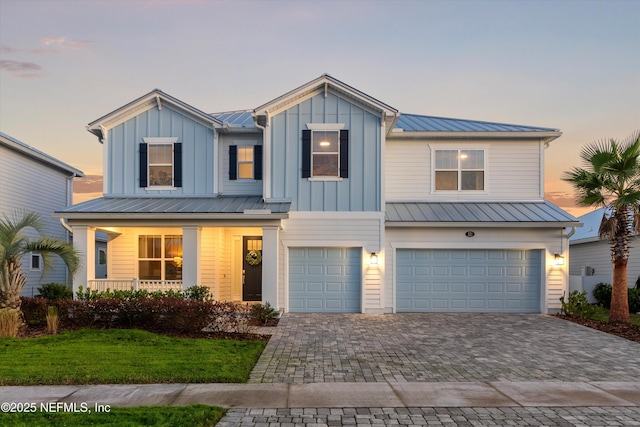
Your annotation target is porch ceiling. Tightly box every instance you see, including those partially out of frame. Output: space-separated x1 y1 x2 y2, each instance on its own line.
54 196 290 220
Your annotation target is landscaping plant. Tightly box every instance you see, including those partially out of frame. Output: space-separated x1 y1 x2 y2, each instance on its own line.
560 290 596 318
36 282 73 300
563 131 640 323
46 306 59 335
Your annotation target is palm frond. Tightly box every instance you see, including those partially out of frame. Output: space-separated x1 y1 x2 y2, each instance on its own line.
23 238 80 275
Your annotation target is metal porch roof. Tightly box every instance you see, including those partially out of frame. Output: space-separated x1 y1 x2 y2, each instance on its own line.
211 110 257 129
386 201 578 226
394 114 559 133
56 196 289 216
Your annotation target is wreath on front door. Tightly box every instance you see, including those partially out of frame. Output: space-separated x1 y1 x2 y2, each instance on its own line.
245 250 262 266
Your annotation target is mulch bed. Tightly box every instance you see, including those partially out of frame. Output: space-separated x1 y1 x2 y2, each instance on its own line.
555 314 640 343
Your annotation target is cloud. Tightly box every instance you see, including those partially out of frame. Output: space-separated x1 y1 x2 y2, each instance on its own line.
33 36 95 54
1 44 18 54
0 60 43 79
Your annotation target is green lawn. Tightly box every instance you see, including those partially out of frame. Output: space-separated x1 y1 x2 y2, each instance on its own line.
588 305 640 325
0 404 224 427
0 329 265 385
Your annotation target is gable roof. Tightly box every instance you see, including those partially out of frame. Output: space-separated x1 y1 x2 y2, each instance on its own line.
87 89 223 141
253 74 400 129
392 113 562 143
570 207 638 244
0 132 83 177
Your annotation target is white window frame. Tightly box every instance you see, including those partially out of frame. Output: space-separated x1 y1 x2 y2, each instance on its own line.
30 253 42 271
143 137 178 189
306 123 345 181
137 234 183 281
431 145 488 193
237 146 255 180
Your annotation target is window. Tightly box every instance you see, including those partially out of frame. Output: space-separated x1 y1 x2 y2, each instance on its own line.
301 127 349 179
237 146 254 179
138 235 182 280
139 138 182 188
30 253 41 271
435 149 484 191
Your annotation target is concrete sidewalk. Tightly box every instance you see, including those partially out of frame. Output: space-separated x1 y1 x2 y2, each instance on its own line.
1 381 639 409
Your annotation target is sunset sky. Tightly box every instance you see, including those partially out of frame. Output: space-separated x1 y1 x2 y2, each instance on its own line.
1 0 638 217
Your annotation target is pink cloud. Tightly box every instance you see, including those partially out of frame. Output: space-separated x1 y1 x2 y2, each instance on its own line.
0 60 43 79
37 36 95 53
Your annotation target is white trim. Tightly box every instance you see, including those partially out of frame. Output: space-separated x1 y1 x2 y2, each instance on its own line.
306 123 346 130
288 211 384 220
29 253 42 271
429 145 489 193
308 177 342 182
142 137 179 144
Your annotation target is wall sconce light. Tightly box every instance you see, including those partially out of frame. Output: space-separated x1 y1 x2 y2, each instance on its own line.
369 252 378 266
553 253 565 266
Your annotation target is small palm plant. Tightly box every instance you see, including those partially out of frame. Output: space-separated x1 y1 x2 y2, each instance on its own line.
563 131 640 323
0 211 79 336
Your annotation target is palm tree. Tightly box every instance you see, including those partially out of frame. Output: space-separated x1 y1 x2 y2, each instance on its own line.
563 131 640 323
0 211 80 327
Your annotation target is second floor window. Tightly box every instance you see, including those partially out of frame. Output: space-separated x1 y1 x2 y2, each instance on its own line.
435 149 485 191
148 144 173 186
312 131 340 177
237 146 254 179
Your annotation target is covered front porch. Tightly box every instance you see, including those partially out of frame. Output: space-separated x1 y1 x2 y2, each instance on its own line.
54 196 289 308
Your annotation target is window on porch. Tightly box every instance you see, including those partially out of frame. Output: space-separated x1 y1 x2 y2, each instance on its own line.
138 235 183 280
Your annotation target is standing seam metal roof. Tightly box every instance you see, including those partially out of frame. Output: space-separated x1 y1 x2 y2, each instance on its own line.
394 114 559 133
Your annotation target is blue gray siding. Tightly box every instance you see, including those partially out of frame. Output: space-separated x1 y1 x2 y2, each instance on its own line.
269 92 382 211
106 105 215 197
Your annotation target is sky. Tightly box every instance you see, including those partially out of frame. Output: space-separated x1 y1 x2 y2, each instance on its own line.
1 0 638 217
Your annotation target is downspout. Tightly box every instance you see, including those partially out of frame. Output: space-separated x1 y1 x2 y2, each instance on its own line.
254 110 270 202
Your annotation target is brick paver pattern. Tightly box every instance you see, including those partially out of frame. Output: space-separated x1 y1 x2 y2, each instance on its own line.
250 313 640 384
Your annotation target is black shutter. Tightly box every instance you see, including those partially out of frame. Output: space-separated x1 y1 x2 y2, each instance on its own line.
139 143 148 187
339 129 349 178
229 145 237 180
301 130 311 178
253 145 263 180
173 143 182 187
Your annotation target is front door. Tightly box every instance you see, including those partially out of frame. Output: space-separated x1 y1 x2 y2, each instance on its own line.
242 236 262 301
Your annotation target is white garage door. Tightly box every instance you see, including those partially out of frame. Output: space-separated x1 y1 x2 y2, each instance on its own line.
289 247 361 313
396 249 541 313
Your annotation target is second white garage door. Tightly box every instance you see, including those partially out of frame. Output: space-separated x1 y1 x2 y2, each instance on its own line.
396 249 541 313
289 247 361 313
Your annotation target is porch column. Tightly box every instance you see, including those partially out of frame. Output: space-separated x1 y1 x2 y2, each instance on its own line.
262 226 279 308
72 225 95 296
182 226 201 289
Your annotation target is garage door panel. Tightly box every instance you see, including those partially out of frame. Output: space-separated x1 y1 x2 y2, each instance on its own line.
289 247 361 313
397 249 541 313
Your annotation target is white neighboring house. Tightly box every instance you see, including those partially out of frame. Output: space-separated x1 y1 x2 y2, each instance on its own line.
569 207 640 299
0 132 84 296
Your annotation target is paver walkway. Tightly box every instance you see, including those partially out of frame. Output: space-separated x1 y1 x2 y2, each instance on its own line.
250 313 640 383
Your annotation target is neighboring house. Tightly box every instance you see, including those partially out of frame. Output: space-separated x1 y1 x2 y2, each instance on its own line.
0 132 84 296
570 207 640 286
55 74 579 313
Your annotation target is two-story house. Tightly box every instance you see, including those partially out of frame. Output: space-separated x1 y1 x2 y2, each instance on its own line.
55 74 579 313
1 132 84 296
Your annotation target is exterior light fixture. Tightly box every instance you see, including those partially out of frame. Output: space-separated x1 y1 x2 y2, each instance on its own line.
370 252 378 266
553 253 565 266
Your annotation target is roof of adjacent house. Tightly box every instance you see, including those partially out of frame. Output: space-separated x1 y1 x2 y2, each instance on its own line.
54 196 290 220
0 131 84 177
570 207 638 244
385 201 579 227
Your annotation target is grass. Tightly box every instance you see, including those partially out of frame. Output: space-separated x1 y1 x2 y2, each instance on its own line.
588 305 640 325
0 404 224 427
0 329 265 385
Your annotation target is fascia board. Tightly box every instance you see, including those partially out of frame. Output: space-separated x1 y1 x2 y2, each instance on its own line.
385 221 581 228
388 131 562 141
53 212 289 221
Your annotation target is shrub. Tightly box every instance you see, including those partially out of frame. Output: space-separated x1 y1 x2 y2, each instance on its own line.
251 302 279 325
560 290 596 318
593 283 612 308
183 285 212 301
36 283 73 300
629 288 640 313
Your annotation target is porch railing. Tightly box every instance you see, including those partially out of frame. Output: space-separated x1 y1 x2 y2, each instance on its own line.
87 279 183 293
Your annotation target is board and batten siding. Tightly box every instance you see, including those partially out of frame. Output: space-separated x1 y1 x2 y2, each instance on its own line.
269 91 382 211
385 227 568 314
278 212 385 313
105 105 215 197
0 144 74 295
385 139 543 201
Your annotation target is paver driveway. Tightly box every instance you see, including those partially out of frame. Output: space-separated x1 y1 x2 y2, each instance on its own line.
249 313 640 383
